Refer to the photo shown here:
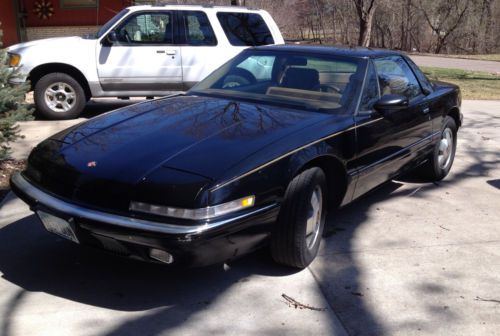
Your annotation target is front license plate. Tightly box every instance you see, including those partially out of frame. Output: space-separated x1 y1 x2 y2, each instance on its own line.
37 211 79 244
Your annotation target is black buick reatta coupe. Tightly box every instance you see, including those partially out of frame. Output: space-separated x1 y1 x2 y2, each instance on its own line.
11 45 462 268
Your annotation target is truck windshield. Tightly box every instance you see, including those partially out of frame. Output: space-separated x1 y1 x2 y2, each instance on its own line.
95 9 130 38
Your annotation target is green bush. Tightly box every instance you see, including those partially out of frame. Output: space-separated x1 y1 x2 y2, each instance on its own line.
0 23 34 160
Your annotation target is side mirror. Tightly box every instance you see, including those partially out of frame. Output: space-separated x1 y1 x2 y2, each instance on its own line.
374 94 409 115
104 31 118 45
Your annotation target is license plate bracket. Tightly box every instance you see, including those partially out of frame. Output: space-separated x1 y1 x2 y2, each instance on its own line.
37 210 79 244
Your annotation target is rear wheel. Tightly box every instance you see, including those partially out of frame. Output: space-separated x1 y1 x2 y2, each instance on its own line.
416 116 457 181
271 167 327 269
34 72 86 120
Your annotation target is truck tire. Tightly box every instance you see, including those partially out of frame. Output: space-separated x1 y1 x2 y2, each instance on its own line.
34 72 86 120
271 167 327 269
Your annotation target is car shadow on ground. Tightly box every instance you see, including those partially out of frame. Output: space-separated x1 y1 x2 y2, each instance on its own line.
0 189 399 336
80 99 146 119
0 154 495 336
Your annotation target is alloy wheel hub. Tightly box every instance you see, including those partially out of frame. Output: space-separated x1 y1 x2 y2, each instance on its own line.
44 82 76 113
305 186 323 250
438 128 454 170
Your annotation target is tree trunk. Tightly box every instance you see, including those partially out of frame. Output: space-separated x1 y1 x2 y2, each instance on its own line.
358 10 375 46
353 0 378 47
231 0 245 6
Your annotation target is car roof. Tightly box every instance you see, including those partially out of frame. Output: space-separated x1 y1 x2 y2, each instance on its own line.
127 5 263 13
252 44 404 59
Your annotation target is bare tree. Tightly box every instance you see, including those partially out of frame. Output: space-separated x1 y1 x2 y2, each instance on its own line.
418 0 471 53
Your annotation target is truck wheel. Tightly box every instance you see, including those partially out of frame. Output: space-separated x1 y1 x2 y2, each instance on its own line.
34 73 86 120
271 167 327 269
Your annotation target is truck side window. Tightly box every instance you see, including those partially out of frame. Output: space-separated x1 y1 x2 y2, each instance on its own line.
216 12 274 46
180 11 217 46
117 13 173 44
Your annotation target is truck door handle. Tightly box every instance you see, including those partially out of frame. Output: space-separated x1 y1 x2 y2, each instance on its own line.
156 50 166 54
166 50 177 56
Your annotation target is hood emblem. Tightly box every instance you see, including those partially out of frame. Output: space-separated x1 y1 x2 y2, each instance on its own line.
87 161 97 168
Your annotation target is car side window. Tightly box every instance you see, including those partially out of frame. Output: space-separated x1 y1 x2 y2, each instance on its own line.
359 62 380 112
216 12 274 46
180 11 217 46
116 12 173 44
373 56 422 100
404 56 434 93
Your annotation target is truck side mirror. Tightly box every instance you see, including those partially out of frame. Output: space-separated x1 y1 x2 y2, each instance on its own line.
105 31 118 45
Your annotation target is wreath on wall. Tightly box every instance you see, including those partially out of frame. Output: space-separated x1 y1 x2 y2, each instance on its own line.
33 0 55 20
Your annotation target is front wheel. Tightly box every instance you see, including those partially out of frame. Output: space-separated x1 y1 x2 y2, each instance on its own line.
271 167 327 269
34 73 86 120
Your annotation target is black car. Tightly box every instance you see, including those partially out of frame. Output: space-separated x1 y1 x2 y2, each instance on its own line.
11 45 462 268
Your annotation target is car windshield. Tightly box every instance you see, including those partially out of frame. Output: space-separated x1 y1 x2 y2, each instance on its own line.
95 9 130 38
189 50 365 113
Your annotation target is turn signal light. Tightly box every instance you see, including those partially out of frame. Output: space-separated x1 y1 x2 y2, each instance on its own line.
8 53 21 67
130 195 256 220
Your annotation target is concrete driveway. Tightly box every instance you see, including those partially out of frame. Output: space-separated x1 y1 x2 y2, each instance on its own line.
0 100 499 335
410 55 500 73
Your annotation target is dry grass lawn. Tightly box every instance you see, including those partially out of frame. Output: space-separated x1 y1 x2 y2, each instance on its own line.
422 66 500 100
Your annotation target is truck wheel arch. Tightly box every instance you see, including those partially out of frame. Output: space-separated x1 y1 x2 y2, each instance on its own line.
29 63 92 101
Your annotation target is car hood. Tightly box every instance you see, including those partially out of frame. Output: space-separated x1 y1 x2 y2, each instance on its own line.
8 36 87 53
46 95 331 184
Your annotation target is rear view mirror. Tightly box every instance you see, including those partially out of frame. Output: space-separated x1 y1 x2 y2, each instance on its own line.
285 57 307 66
374 94 408 113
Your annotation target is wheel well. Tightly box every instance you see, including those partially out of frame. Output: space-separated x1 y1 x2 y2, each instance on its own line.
298 156 348 210
28 63 91 100
448 107 461 128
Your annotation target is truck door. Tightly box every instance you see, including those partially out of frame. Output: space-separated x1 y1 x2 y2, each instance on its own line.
96 11 182 93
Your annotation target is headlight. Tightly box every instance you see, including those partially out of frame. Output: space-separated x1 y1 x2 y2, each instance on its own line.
8 53 21 67
130 195 255 220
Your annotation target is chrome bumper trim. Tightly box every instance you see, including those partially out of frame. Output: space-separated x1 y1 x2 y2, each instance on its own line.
11 173 278 235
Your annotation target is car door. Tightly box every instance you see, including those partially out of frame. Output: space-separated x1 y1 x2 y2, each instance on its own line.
352 56 433 198
96 11 182 92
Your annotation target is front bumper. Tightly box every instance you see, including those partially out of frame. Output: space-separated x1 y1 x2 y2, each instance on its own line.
10 173 280 266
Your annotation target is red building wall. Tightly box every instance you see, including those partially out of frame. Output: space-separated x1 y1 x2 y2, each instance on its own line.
24 0 133 27
0 0 19 47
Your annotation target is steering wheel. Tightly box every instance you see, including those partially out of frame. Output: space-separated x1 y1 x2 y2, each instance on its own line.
313 84 342 94
123 30 131 43
222 68 257 89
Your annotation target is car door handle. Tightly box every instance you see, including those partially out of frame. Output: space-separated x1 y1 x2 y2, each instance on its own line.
166 50 177 56
156 50 166 54
421 107 430 114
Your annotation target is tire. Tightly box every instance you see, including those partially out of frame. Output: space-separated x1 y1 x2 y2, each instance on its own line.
34 72 86 120
416 116 458 181
222 68 257 88
271 167 327 269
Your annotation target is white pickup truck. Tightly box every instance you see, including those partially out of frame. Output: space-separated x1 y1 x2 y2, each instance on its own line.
7 5 284 119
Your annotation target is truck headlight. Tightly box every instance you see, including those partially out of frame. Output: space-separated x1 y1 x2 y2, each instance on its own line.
8 53 21 67
130 196 255 220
